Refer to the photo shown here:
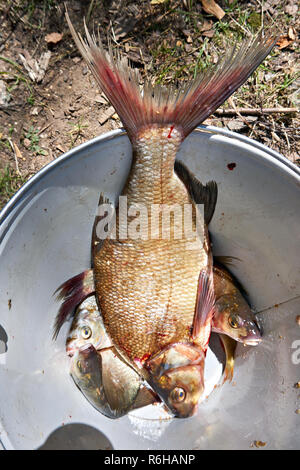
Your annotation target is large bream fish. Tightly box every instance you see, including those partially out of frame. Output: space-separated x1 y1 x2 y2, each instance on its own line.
57 262 262 417
54 12 276 418
65 279 261 418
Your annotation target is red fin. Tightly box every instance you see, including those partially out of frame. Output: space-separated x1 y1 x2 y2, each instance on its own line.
53 269 95 340
171 33 277 138
192 269 215 350
66 11 277 141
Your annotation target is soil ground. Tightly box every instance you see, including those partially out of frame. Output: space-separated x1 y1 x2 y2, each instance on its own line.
0 0 299 209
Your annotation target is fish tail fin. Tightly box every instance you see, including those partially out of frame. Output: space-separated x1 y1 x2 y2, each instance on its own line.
53 269 95 340
66 10 277 141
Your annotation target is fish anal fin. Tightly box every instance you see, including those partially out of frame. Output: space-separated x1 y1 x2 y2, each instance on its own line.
53 269 95 340
219 334 237 384
175 160 218 225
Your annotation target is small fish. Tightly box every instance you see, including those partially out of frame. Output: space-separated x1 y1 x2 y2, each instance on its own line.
66 296 112 356
212 262 262 346
68 298 156 418
174 162 262 347
56 12 277 418
71 345 157 419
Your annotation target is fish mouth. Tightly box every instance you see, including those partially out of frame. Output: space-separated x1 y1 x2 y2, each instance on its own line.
67 341 95 357
243 337 262 346
66 347 75 357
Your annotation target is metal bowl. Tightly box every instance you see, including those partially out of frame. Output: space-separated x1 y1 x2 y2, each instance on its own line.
0 126 299 450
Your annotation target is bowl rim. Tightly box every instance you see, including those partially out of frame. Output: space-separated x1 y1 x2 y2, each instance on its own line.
1 125 299 228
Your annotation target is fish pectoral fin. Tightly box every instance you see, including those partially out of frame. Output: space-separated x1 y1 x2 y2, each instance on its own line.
213 257 250 299
53 269 95 340
130 385 159 410
174 160 218 225
192 269 215 350
92 192 115 257
219 334 237 384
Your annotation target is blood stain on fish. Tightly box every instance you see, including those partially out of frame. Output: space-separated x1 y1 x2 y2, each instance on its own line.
227 162 236 171
135 353 151 364
167 126 174 138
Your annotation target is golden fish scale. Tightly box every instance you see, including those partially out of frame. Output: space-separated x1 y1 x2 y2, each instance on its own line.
94 126 210 364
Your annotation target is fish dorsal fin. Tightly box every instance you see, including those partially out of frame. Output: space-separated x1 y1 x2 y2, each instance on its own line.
219 334 237 384
192 269 215 350
213 257 249 299
213 255 241 268
175 160 218 225
66 10 277 142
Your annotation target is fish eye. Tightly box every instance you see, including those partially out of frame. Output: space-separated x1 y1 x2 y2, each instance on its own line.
170 387 186 403
228 314 240 329
81 325 92 339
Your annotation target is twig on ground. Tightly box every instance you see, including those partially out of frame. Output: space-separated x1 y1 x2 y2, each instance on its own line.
8 139 21 175
37 121 53 136
227 13 252 37
214 107 298 116
86 0 96 24
228 97 259 136
0 104 23 109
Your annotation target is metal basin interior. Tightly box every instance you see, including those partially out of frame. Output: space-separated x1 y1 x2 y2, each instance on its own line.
0 126 299 450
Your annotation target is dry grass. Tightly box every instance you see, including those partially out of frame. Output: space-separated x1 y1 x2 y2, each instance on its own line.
0 0 299 209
